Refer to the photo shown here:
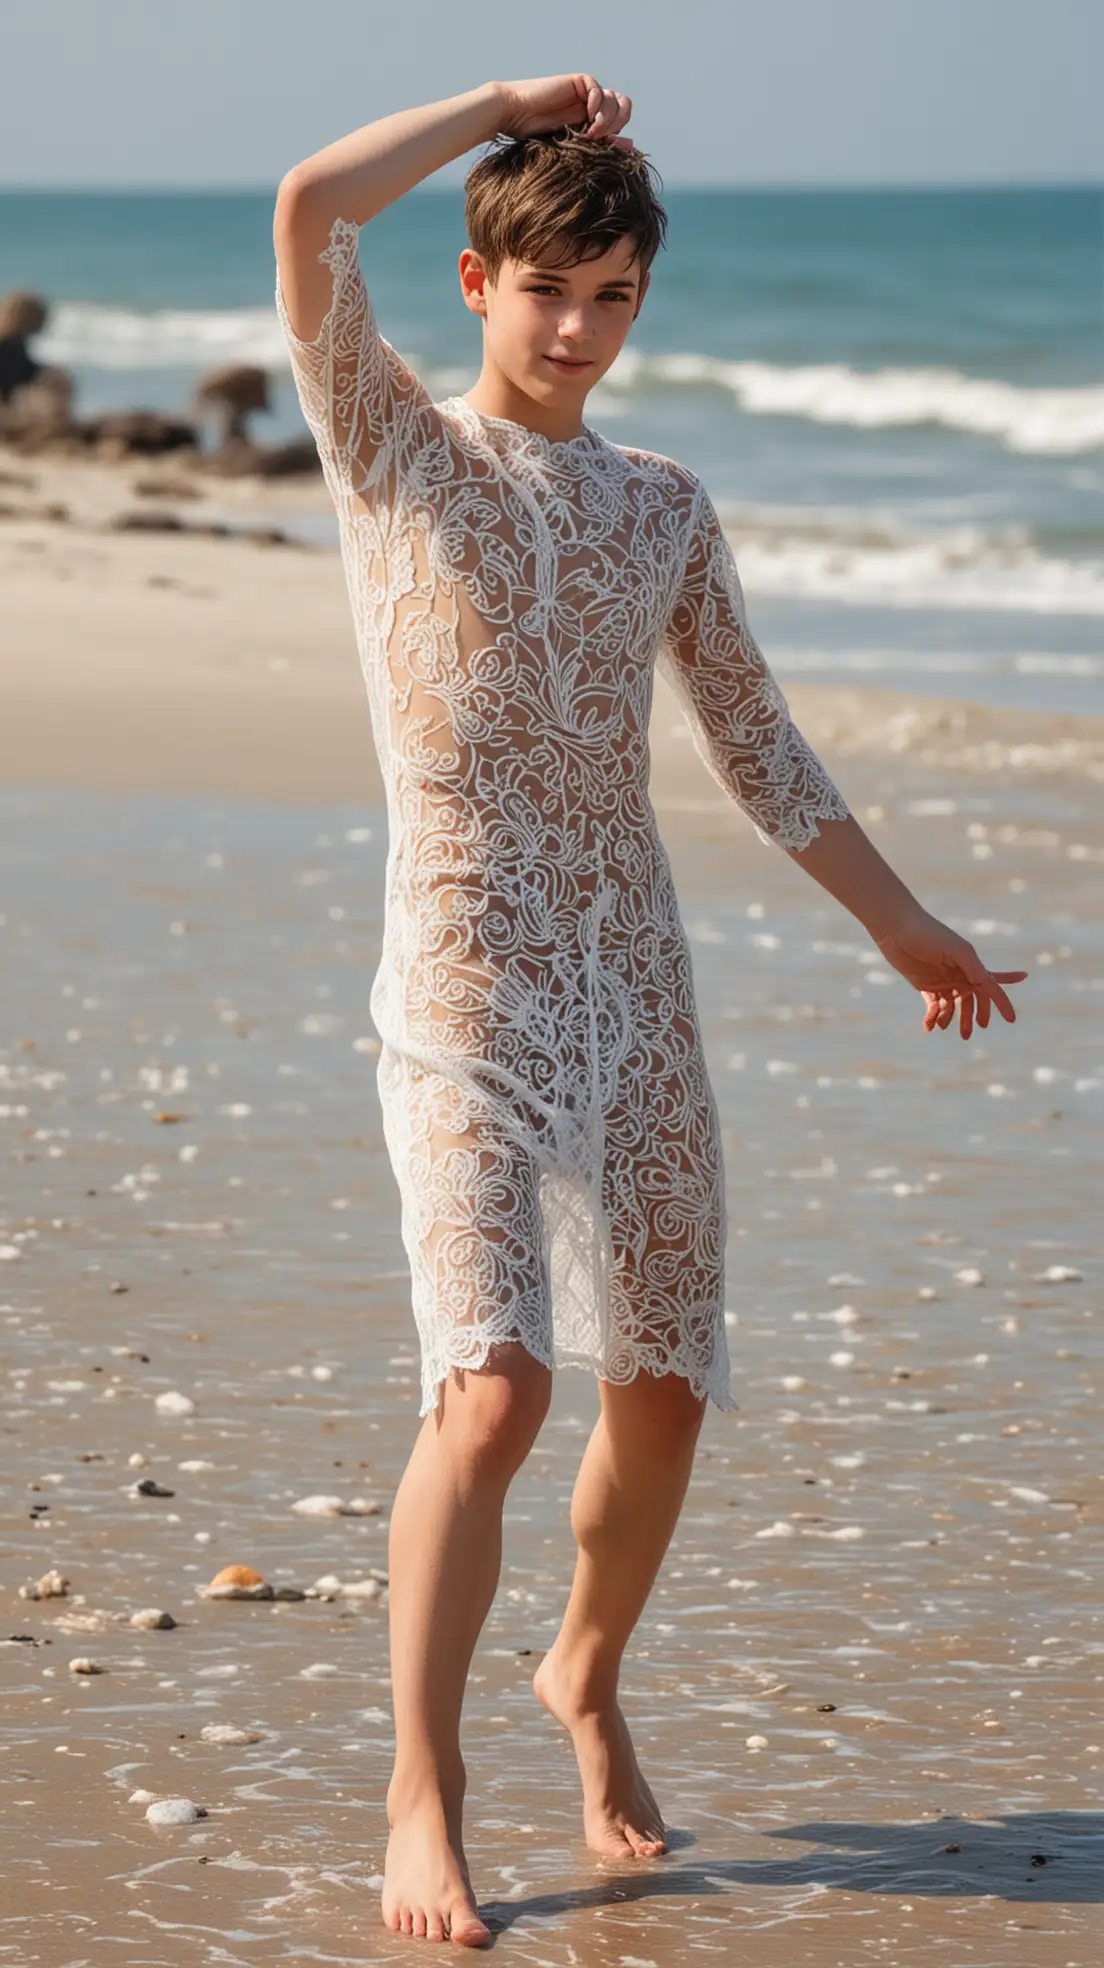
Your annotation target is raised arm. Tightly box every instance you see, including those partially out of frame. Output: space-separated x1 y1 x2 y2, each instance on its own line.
272 88 506 495
658 477 852 849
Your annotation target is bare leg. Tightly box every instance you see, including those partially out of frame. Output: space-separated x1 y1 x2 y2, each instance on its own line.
382 1342 552 1944
533 1368 705 1857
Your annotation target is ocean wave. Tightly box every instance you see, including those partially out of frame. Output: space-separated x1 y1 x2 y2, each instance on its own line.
42 305 1104 458
40 302 291 373
719 506 1104 614
606 351 1104 457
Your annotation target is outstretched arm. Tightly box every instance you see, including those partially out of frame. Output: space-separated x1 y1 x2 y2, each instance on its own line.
661 481 1028 1039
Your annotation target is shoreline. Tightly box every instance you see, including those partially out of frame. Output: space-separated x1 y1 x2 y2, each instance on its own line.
4 444 1103 807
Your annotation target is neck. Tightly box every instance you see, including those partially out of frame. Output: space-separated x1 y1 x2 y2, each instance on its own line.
461 368 587 443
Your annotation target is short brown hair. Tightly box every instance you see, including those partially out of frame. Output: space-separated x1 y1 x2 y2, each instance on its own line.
464 128 667 282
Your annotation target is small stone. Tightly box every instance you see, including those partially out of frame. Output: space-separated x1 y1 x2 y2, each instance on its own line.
954 1267 985 1287
130 1608 177 1630
19 1568 70 1601
127 1453 148 1468
145 1797 207 1826
343 1497 382 1516
129 1788 158 1804
69 1657 105 1675
155 1391 196 1417
300 1661 339 1678
199 1724 264 1745
130 1478 175 1499
746 1734 769 1749
291 1494 346 1517
200 1564 272 1600
917 1286 938 1301
178 1459 216 1473
1034 1264 1082 1284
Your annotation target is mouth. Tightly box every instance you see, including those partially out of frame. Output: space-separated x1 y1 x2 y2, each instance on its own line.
543 355 593 375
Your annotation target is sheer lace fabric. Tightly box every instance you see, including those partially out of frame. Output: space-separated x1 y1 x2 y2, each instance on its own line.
276 214 852 1417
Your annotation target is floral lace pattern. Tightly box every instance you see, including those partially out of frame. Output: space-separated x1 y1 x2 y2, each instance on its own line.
275 214 852 1416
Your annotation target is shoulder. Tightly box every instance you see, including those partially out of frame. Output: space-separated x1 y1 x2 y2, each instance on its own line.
600 437 702 506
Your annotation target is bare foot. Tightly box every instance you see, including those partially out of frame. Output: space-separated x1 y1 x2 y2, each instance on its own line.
381 1786 491 1946
533 1648 668 1859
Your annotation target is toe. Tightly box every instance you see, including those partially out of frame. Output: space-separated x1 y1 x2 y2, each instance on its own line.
449 1903 491 1947
426 1914 447 1941
412 1908 428 1937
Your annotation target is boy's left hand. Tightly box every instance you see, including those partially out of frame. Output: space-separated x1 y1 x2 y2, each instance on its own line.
873 907 1029 1039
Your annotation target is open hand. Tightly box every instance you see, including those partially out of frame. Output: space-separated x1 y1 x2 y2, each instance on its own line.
495 75 635 149
873 907 1028 1039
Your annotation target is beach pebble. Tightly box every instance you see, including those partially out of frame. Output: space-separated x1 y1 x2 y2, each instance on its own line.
128 1453 148 1468
129 1789 158 1805
130 1608 177 1630
306 1573 384 1603
200 1564 272 1601
19 1568 70 1601
755 1520 796 1539
291 1494 346 1517
69 1657 105 1675
130 1477 175 1499
200 1724 264 1746
292 1493 383 1518
746 1735 769 1750
179 1459 216 1473
154 1391 196 1417
780 1375 807 1392
1034 1264 1082 1284
301 1661 340 1679
145 1797 206 1826
917 1286 938 1301
829 1350 855 1368
954 1267 985 1287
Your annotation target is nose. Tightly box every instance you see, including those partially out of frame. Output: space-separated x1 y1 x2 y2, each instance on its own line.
557 306 592 343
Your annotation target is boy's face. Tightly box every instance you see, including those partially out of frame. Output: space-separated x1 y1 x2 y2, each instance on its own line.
459 237 649 409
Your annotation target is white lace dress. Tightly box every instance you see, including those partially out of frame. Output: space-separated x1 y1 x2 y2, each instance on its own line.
276 215 852 1418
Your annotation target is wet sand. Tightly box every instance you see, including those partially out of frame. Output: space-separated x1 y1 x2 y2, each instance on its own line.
2 454 1102 1963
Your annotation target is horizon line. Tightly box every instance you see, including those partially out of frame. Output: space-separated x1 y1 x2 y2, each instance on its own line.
0 177 1100 196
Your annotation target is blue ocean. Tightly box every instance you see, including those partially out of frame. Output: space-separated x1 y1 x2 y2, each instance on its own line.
3 186 1101 712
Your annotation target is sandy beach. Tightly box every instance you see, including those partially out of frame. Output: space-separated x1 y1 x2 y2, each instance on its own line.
3 449 1102 1965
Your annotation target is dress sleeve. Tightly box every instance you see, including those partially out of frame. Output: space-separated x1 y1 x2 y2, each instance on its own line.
274 211 432 504
658 477 852 850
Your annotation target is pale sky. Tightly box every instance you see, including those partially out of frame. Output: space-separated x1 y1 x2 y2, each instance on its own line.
2 0 1101 190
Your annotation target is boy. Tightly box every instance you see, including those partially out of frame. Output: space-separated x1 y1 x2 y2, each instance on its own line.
273 75 1027 1947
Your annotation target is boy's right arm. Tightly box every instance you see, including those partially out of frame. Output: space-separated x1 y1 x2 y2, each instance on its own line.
274 85 505 344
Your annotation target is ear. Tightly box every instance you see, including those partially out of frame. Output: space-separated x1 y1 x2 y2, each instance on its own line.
459 248 491 317
632 268 651 321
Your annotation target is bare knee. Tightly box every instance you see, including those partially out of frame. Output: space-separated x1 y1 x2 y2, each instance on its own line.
600 1368 706 1456
433 1341 552 1485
